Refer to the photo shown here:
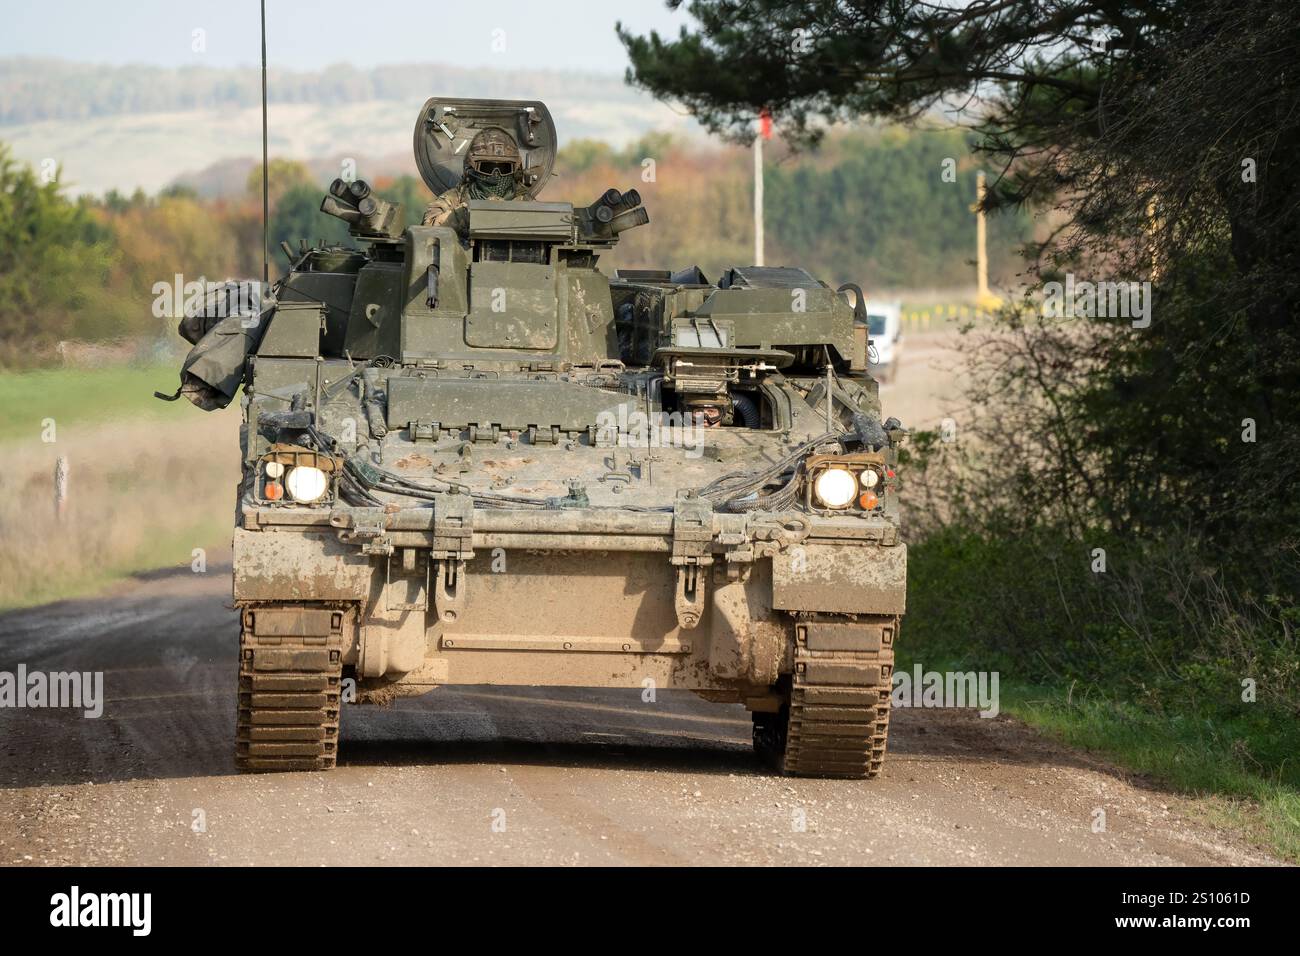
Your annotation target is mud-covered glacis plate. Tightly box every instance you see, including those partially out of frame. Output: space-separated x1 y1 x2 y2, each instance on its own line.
413 97 557 199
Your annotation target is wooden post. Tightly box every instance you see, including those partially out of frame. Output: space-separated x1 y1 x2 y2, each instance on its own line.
54 456 69 520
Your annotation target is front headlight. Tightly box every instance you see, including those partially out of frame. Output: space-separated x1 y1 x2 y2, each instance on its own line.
812 467 858 509
285 465 328 502
804 453 890 513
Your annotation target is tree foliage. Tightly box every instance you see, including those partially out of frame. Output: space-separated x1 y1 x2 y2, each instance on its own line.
554 125 1029 287
0 144 119 360
622 0 1300 562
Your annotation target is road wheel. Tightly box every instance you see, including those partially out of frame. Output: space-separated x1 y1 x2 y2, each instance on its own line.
752 695 790 771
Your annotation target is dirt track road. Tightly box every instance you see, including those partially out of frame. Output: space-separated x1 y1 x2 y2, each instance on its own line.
0 566 1276 866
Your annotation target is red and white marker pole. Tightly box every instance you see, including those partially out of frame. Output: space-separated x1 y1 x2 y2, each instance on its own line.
754 108 772 267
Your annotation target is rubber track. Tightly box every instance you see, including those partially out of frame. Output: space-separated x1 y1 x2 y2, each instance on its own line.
755 616 896 779
236 615 343 772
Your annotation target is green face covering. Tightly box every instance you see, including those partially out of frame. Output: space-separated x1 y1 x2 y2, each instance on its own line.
465 167 518 200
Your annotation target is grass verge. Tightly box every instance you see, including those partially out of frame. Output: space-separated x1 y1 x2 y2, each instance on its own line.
0 365 240 610
0 363 181 445
902 529 1300 863
996 684 1300 863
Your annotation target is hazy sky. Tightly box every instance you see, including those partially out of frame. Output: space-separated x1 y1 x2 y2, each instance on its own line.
0 0 691 73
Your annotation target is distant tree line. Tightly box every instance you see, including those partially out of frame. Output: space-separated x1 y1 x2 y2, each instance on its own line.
0 59 645 125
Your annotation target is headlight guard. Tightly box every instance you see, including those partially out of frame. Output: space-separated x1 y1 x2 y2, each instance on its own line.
804 451 888 514
256 444 341 506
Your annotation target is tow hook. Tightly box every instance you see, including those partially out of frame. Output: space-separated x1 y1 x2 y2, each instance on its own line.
433 558 467 624
675 565 705 630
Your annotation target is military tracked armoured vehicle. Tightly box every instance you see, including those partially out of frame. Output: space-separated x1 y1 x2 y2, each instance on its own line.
165 98 908 778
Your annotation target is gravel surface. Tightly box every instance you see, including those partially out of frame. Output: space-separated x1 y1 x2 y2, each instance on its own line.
0 567 1277 866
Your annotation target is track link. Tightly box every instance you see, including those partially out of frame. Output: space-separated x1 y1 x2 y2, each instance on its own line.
754 615 896 779
236 608 345 772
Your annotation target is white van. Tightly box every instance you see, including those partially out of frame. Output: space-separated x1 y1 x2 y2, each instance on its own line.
866 301 903 383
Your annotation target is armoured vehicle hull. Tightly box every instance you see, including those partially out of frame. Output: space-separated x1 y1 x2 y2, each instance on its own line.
170 98 907 778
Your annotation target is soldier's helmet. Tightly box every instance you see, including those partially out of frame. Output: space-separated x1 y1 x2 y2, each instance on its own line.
466 126 522 177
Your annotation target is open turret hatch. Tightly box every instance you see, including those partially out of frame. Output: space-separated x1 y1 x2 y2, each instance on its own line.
413 98 557 199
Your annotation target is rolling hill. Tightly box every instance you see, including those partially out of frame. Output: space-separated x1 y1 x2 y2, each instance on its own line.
0 58 704 197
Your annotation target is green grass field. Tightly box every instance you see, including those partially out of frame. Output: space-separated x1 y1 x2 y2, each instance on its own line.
0 363 239 610
0 364 182 445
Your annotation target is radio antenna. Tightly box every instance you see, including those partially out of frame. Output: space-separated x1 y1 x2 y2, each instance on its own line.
260 0 270 286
